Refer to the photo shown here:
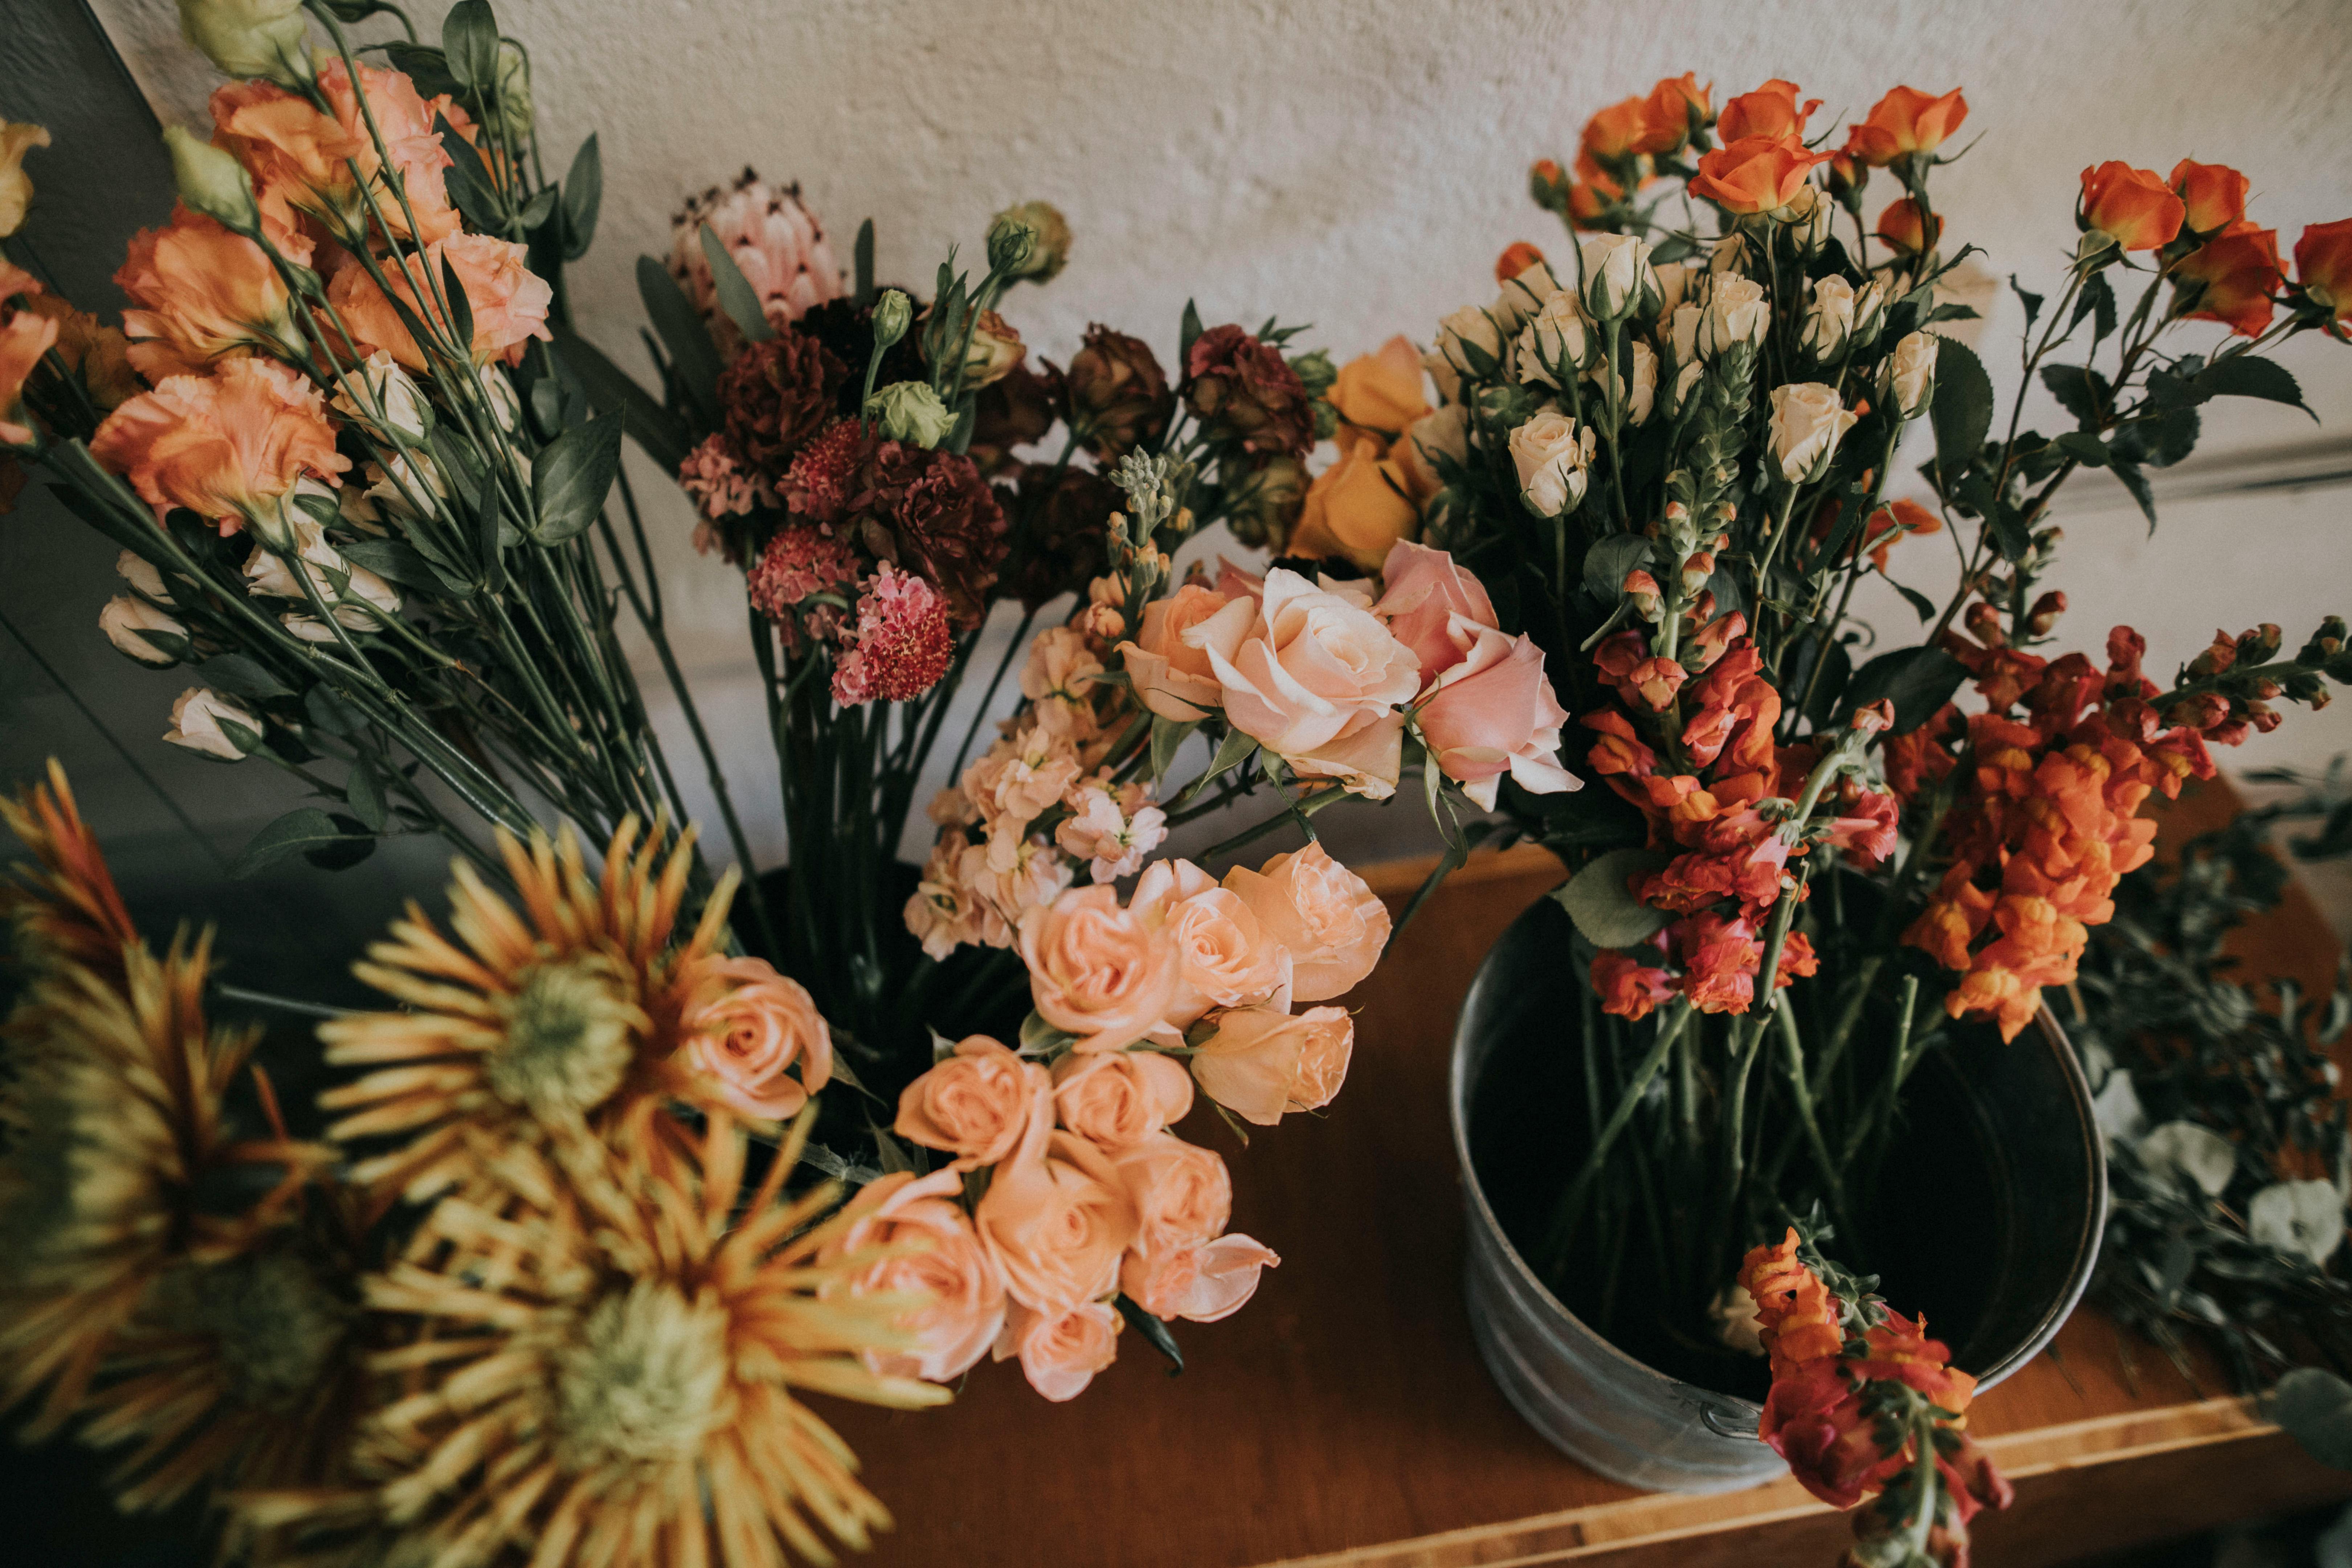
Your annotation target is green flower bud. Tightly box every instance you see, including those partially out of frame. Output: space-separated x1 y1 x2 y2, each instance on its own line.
988 200 1070 284
870 288 913 352
1288 348 1336 400
985 217 1036 279
489 42 534 145
175 0 311 87
866 380 955 449
163 125 261 237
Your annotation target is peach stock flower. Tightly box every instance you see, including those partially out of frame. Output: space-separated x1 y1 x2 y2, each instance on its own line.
1222 841 1389 1001
1 305 57 448
2080 162 2185 252
91 356 348 535
1690 136 1823 216
1118 582 1231 720
1019 883 1181 1051
1716 79 1820 146
1845 86 1968 167
826 1168 1007 1384
1414 623 1579 810
1122 1233 1281 1324
894 1034 1047 1169
115 206 300 381
1188 1004 1353 1126
1051 1049 1195 1150
678 955 832 1119
1327 335 1432 436
1286 434 1421 572
993 1300 1121 1403
1373 539 1497 684
1132 857 1289 1025
327 233 553 369
1187 568 1420 796
975 1075 1140 1312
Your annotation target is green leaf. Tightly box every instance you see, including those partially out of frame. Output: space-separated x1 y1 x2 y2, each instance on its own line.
2193 356 2315 420
1552 848 1673 948
2273 1369 2352 1469
636 255 723 428
2051 430 2112 469
303 683 364 737
550 326 695 474
1891 581 1939 623
2009 274 2043 332
2041 364 2111 430
475 464 504 591
2109 405 2200 470
433 112 502 234
441 0 501 91
341 538 460 596
1197 726 1258 790
852 217 875 308
560 134 601 260
1841 645 1967 734
699 223 776 345
199 653 291 701
519 186 557 233
1792 636 1854 729
214 718 265 759
234 808 362 879
439 252 475 359
2111 460 2158 532
1581 533 1653 600
2072 270 2117 343
1148 715 1201 783
381 41 461 100
344 760 387 832
1116 1295 1185 1374
317 0 399 21
1928 336 1993 489
1180 299 1205 372
532 412 623 544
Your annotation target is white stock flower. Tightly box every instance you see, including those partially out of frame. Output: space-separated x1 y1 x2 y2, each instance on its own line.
1508 411 1595 518
100 595 185 665
1802 275 1857 360
1697 276 1769 359
1883 330 1940 419
1766 382 1859 484
164 686 258 760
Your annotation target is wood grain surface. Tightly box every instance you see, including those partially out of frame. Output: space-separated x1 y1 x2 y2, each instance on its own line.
824 778 2352 1568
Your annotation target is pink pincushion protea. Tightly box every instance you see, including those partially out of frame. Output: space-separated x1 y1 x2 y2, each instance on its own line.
670 171 845 348
833 565 954 706
747 525 859 620
781 418 863 522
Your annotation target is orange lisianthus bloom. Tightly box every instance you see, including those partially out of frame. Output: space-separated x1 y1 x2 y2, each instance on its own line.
209 60 461 256
2080 162 2185 252
90 355 347 535
1874 196 1943 258
1689 135 1824 217
2173 224 2281 337
327 232 553 371
1845 85 1969 167
2168 159 2250 237
115 205 301 383
0 303 58 448
1641 73 1713 154
2293 217 2352 329
1717 78 1820 146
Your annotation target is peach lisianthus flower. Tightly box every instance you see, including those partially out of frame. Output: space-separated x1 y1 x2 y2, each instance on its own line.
1116 582 1231 721
1050 1049 1194 1151
327 233 552 370
1373 539 1497 686
1189 1004 1354 1127
993 1300 1121 1403
209 61 462 258
1416 623 1579 809
826 1168 1008 1385
115 206 301 382
91 356 348 536
1220 841 1389 1003
894 1034 1047 1170
1122 1234 1282 1324
678 955 833 1120
975 1075 1140 1313
1018 883 1181 1052
1132 858 1289 1026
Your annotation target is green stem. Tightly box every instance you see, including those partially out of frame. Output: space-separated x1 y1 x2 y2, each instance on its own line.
1541 1000 1694 1276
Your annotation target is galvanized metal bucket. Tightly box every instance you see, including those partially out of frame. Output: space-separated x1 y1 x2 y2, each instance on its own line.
1449 894 2107 1494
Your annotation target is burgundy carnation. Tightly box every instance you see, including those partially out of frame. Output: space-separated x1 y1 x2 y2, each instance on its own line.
1185 324 1314 459
1065 324 1172 461
999 463 1118 612
890 453 1009 632
969 359 1066 476
719 327 845 479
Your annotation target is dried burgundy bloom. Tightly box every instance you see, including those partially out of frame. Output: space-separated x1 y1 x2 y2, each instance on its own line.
797 294 928 418
1064 324 1172 461
719 327 845 479
889 452 1009 631
1185 324 1314 459
999 462 1119 611
969 359 1065 475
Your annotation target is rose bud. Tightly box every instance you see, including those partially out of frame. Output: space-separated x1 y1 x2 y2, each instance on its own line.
164 686 260 760
1495 240 1547 285
1875 197 1942 258
1881 330 1939 420
1508 411 1595 518
956 309 1025 390
2026 591 2067 637
1529 158 1570 213
1766 382 1858 484
1826 146 1867 209
1580 232 1655 320
2169 160 2249 238
1801 274 1855 360
2294 220 2352 335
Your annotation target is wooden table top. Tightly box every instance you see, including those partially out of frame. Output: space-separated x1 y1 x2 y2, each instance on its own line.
825 778 2352 1568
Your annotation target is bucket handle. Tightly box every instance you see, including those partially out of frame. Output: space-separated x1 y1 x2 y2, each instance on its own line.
1700 1405 1760 1440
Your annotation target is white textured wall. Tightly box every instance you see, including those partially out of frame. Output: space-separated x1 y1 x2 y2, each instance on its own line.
85 0 2352 868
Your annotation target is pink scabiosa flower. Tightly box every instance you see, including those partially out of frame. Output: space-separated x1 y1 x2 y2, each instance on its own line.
669 170 845 350
832 564 955 705
780 417 864 522
746 524 859 620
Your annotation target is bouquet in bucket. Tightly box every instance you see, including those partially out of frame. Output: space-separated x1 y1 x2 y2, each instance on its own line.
1292 71 2352 1561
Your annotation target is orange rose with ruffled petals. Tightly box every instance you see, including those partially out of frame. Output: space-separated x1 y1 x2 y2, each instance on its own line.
2293 218 2352 329
1050 1048 1194 1150
1717 79 1819 146
1221 840 1389 1002
2174 225 2280 337
0 305 57 448
1846 86 1968 167
116 206 300 382
1641 74 1712 154
2169 159 2249 237
678 955 832 1120
1117 582 1229 722
1287 433 1420 570
328 233 552 370
2081 162 2185 252
975 1075 1139 1312
895 1034 1048 1169
1018 883 1181 1051
826 1167 1006 1384
1690 136 1824 216
1188 1004 1353 1126
91 356 348 534
1874 197 1942 258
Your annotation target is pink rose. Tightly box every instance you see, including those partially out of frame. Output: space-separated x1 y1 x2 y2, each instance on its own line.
894 1035 1047 1169
1050 1049 1195 1150
1221 841 1389 1001
1185 568 1419 798
1018 883 1181 1052
1112 1132 1232 1254
1415 622 1579 810
1132 858 1289 1026
1121 1234 1282 1323
1116 583 1229 721
826 1168 1007 1383
1373 540 1496 684
1189 1004 1354 1126
975 1074 1140 1312
993 1299 1121 1403
679 956 833 1119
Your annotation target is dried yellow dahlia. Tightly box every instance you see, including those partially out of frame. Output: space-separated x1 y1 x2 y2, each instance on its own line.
346 1111 949 1568
319 817 741 1201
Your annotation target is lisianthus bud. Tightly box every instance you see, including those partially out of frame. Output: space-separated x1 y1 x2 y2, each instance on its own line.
0 122 50 240
175 0 311 87
870 288 913 351
100 594 187 666
162 125 260 237
1765 382 1858 485
1580 232 1655 320
1508 411 1594 519
164 686 259 760
1697 275 1769 359
1881 330 1939 418
2026 591 2067 636
867 379 955 448
989 201 1070 283
489 42 534 144
1801 274 1855 360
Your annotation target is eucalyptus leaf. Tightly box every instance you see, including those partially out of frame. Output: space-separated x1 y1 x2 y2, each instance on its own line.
699 223 776 344
341 538 456 595
439 252 475 358
532 413 623 544
475 464 503 591
434 113 502 234
2139 1120 2237 1198
560 134 601 260
2247 1180 2343 1267
1552 848 1673 948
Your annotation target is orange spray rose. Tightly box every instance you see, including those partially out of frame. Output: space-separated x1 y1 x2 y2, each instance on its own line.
2080 162 2185 252
1716 79 1819 146
1689 136 1824 216
2293 218 2352 330
2173 225 2281 337
1845 86 1969 167
2168 159 2249 237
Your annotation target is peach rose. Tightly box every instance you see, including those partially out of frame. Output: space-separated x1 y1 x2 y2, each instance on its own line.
1186 568 1420 797
115 206 301 382
1132 858 1288 1026
1122 1233 1281 1323
1051 1049 1194 1150
2081 162 2185 253
1221 841 1389 1002
1112 1132 1232 1255
679 955 832 1120
1373 539 1497 686
1019 883 1181 1051
976 1077 1140 1311
1286 435 1421 572
1188 1005 1353 1126
894 1034 1047 1169
1690 136 1824 217
993 1300 1120 1403
826 1168 1007 1384
1116 582 1229 721
1327 335 1430 437
1 305 57 448
1416 623 1578 810
327 233 553 371
1845 85 1968 168
91 356 348 537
